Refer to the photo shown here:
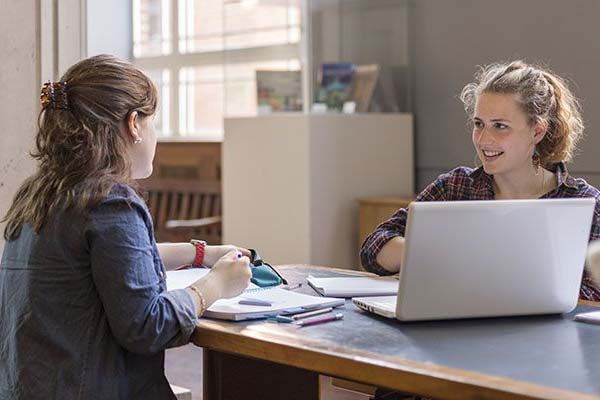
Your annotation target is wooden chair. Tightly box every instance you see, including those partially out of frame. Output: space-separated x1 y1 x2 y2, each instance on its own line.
139 179 222 244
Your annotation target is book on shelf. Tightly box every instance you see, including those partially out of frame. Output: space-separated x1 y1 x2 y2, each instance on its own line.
314 63 408 113
316 62 355 111
349 64 379 113
255 70 303 113
369 65 409 113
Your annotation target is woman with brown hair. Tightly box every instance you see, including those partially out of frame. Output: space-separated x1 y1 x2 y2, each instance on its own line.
0 55 252 399
361 60 600 301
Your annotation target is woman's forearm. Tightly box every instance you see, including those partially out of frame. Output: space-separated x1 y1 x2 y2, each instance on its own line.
157 242 195 270
375 236 405 273
186 275 222 313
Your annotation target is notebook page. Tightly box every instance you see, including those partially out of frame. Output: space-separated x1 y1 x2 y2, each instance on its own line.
166 268 259 291
204 286 344 319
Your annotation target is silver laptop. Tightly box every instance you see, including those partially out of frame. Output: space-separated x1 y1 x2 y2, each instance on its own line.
353 198 595 321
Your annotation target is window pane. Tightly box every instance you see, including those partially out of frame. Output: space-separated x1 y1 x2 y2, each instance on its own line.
144 69 171 137
224 0 302 50
179 66 224 140
133 0 171 57
178 0 224 53
178 60 299 140
178 0 301 53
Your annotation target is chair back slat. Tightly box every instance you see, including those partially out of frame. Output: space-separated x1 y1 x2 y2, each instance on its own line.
178 192 191 220
214 193 222 216
190 193 202 219
167 191 179 220
201 193 212 219
157 191 169 229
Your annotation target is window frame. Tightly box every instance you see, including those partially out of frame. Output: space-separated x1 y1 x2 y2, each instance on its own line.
132 0 310 142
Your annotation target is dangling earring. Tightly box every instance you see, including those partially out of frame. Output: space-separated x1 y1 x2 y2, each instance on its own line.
532 147 541 174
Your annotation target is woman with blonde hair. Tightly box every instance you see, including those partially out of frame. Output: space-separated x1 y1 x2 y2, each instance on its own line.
361 60 600 301
0 55 252 399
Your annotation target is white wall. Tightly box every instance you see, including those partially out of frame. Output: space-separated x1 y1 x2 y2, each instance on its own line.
0 0 86 252
223 114 413 269
409 0 600 190
312 0 600 191
312 0 409 67
0 1 40 252
311 0 410 111
87 0 132 59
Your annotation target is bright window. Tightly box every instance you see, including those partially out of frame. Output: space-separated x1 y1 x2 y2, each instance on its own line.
133 0 304 141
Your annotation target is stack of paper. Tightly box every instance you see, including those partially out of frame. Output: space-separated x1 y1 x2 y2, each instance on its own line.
307 275 398 298
166 269 344 321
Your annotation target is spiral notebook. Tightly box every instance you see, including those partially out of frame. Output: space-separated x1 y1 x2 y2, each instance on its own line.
166 269 344 321
306 275 398 298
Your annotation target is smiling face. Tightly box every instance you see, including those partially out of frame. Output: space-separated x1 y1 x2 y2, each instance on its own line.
472 92 546 178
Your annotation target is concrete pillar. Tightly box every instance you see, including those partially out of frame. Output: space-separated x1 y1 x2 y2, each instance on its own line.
0 0 40 252
0 0 86 251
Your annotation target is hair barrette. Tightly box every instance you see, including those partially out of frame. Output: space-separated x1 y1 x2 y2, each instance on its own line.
40 81 69 110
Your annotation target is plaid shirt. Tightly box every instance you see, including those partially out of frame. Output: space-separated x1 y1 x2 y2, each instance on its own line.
360 162 600 301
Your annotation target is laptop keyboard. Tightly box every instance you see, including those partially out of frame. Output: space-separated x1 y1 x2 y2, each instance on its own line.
372 301 396 312
355 298 396 312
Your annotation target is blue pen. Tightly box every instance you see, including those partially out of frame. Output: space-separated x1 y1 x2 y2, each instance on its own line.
267 315 294 323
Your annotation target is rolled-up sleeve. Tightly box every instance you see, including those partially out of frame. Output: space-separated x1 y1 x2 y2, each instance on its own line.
87 199 198 355
360 175 447 275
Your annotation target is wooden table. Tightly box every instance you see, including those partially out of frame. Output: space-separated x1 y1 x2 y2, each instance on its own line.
192 266 600 400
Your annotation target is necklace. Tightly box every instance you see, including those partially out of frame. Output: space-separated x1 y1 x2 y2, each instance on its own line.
493 168 547 199
537 168 546 198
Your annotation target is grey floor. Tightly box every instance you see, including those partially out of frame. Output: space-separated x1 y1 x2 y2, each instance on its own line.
165 344 204 400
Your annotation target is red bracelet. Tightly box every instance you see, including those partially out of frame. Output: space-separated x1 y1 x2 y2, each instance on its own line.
191 239 207 267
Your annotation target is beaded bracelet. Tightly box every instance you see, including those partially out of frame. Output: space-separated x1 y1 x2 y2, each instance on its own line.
189 285 207 316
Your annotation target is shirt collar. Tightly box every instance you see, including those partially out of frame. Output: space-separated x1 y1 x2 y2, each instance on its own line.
466 161 578 191
550 162 578 190
467 166 493 193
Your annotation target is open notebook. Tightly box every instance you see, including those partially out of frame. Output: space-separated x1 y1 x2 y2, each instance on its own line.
166 269 344 321
306 275 398 298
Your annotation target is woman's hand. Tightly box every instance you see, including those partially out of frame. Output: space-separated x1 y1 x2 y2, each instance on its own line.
206 250 252 299
203 245 251 268
187 250 251 314
587 240 600 286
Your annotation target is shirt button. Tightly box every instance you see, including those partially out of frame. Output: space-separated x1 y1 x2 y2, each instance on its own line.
159 270 165 279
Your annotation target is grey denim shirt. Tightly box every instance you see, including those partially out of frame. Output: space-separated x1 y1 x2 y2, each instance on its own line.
0 184 198 399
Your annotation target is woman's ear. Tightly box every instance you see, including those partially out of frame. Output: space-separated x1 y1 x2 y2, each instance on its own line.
533 119 548 145
127 111 142 144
